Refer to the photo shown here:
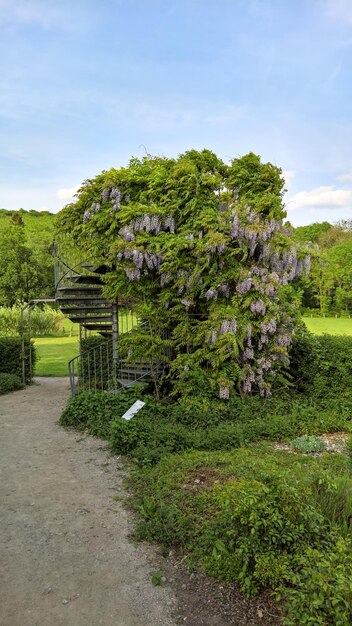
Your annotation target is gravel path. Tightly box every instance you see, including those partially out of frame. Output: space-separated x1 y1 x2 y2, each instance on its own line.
0 378 176 626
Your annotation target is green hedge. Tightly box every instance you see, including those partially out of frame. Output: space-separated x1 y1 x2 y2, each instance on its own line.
289 333 352 396
0 336 36 383
0 372 24 394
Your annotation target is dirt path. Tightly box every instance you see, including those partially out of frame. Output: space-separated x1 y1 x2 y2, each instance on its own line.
0 378 176 626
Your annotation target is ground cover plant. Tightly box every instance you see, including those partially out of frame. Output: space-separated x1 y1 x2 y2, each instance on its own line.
131 447 352 625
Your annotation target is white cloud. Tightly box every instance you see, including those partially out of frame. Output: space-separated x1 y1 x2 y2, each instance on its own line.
283 170 295 188
288 185 352 210
56 185 79 201
338 171 352 182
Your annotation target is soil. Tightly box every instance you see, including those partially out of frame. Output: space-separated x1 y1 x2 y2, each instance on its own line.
0 377 282 626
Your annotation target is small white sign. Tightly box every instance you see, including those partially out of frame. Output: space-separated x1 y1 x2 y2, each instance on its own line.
121 400 145 421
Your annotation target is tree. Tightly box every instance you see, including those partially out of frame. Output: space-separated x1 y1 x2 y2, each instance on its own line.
57 150 310 398
0 223 40 306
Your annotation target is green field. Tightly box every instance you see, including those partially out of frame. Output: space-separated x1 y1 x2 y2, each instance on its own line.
34 312 137 376
34 336 79 376
303 317 352 336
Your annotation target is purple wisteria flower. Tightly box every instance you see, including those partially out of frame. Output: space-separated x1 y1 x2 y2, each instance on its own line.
261 319 277 334
250 300 266 315
83 210 92 223
243 347 254 361
219 283 230 298
164 215 176 233
236 278 252 294
101 187 110 202
219 386 230 399
125 267 141 281
181 299 191 309
206 289 218 300
220 318 237 334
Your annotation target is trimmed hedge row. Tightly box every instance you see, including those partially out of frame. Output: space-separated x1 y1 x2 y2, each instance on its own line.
0 336 36 383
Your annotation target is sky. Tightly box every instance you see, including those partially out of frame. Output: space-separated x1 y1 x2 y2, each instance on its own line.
0 0 351 226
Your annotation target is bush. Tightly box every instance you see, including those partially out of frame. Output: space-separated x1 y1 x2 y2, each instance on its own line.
132 448 352 624
0 372 24 394
281 539 352 625
289 333 352 398
0 305 64 337
0 336 36 383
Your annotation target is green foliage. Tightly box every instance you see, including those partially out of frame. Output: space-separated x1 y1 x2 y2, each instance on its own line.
150 571 164 586
289 333 352 397
281 539 352 626
108 390 352 466
0 336 36 383
80 336 109 352
0 305 64 337
60 387 147 438
291 435 325 453
133 447 347 596
311 473 352 537
0 372 24 394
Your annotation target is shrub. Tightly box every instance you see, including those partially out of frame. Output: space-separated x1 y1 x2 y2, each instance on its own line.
281 539 352 626
313 335 352 397
0 372 24 394
288 333 352 398
0 336 36 383
291 435 325 453
0 305 64 337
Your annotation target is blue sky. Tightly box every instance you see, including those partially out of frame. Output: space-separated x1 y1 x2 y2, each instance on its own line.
0 0 351 226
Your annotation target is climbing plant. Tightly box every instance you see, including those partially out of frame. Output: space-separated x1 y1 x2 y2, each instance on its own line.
57 150 310 398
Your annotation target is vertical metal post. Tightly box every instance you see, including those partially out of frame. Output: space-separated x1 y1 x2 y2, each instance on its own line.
28 307 32 382
20 306 26 385
112 298 119 389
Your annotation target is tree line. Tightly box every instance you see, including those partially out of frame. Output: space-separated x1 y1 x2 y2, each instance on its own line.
294 219 352 315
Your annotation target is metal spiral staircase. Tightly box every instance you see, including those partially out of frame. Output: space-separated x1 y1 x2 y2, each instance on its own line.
54 254 164 396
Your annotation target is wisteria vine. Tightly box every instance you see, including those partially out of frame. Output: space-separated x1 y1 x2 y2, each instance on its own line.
58 150 310 399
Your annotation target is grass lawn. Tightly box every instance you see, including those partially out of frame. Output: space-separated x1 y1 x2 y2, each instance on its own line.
34 312 137 376
34 336 79 376
303 316 352 336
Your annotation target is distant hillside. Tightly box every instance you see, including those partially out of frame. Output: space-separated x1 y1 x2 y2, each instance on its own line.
0 209 57 302
0 209 56 250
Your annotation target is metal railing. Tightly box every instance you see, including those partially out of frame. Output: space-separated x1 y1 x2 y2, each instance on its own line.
68 334 164 397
